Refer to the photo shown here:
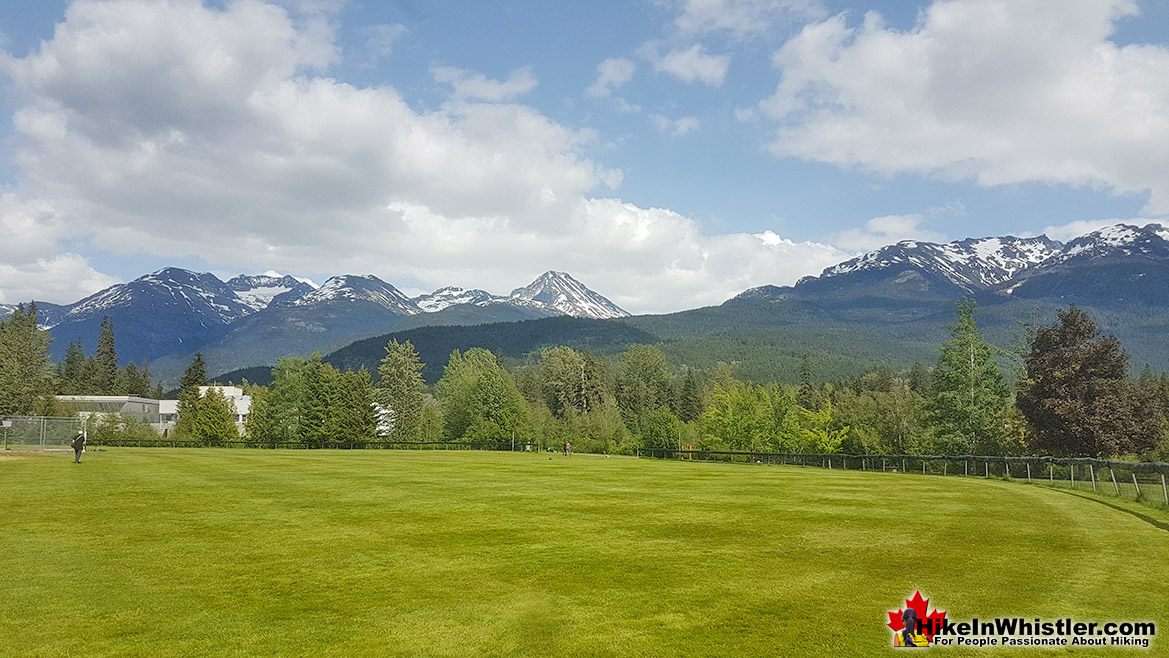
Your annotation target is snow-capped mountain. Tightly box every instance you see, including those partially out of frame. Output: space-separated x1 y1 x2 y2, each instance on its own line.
66 267 256 326
281 275 420 315
1049 223 1169 268
820 235 1064 292
408 272 629 320
0 301 69 328
414 286 500 313
734 222 1169 307
508 271 630 319
226 274 316 311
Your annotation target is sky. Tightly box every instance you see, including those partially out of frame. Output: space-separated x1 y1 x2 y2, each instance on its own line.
1 0 1168 314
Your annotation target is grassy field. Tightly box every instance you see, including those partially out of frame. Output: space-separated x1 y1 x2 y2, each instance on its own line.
2 449 1167 657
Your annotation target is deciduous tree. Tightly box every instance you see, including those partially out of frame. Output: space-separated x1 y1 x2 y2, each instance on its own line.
1017 306 1162 456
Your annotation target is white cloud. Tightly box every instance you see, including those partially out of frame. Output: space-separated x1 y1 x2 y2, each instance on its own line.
0 252 120 305
755 0 1169 214
587 57 636 97
431 65 538 102
672 0 826 36
641 42 730 86
0 0 847 311
652 114 701 137
357 23 406 67
831 214 948 252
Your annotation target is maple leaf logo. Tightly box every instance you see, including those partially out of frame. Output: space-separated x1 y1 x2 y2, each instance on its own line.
887 590 947 642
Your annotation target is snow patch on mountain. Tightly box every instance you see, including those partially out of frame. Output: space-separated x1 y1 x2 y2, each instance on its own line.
290 275 420 315
823 235 1064 291
414 286 499 313
509 271 629 319
811 222 1169 293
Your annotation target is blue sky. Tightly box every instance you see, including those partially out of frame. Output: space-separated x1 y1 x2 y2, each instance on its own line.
1 0 1168 312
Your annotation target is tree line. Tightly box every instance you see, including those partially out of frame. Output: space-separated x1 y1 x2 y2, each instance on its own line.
3 301 1167 459
0 307 163 416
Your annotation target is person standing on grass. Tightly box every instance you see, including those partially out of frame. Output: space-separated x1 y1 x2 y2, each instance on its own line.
71 430 86 463
565 441 572 456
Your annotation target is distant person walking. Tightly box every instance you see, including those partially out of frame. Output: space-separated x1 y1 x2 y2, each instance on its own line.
71 430 87 464
564 441 572 456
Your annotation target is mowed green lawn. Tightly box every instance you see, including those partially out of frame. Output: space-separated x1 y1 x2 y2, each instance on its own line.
2 449 1167 657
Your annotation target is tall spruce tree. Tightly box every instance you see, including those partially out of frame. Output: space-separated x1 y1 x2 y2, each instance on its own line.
191 386 239 443
0 306 56 416
93 316 119 394
300 354 338 445
926 299 1010 454
58 340 86 395
174 353 208 438
1016 306 1161 456
376 340 427 441
338 368 377 442
244 385 279 442
676 369 704 423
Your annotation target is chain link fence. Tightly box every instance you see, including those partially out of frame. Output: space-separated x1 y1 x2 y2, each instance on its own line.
1 416 84 450
636 448 1169 509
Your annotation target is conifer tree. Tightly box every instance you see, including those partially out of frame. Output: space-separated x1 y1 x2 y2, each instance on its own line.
376 340 427 441
93 316 119 394
244 385 279 442
58 340 86 395
0 306 56 416
191 386 239 443
175 354 208 438
338 368 377 442
676 369 704 423
926 299 1010 454
300 354 337 445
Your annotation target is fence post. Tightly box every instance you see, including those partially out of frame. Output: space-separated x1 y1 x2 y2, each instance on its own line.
1071 465 1075 489
943 461 947 476
1026 462 1031 482
903 457 907 472
965 460 969 476
1162 473 1168 505
1050 463 1054 484
922 460 926 475
985 462 989 478
1089 464 1097 492
1132 472 1141 499
1110 469 1120 495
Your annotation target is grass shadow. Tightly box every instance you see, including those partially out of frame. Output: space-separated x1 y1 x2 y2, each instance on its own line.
1049 487 1169 532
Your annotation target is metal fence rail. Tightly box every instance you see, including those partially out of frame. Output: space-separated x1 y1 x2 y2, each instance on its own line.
636 448 1169 508
0 416 83 450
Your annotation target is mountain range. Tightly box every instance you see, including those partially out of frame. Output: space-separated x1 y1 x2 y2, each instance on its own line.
324 222 1169 385
4 222 1167 385
1 270 629 381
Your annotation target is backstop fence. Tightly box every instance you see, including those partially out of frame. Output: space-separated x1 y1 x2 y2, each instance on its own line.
636 448 1169 509
1 416 83 450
